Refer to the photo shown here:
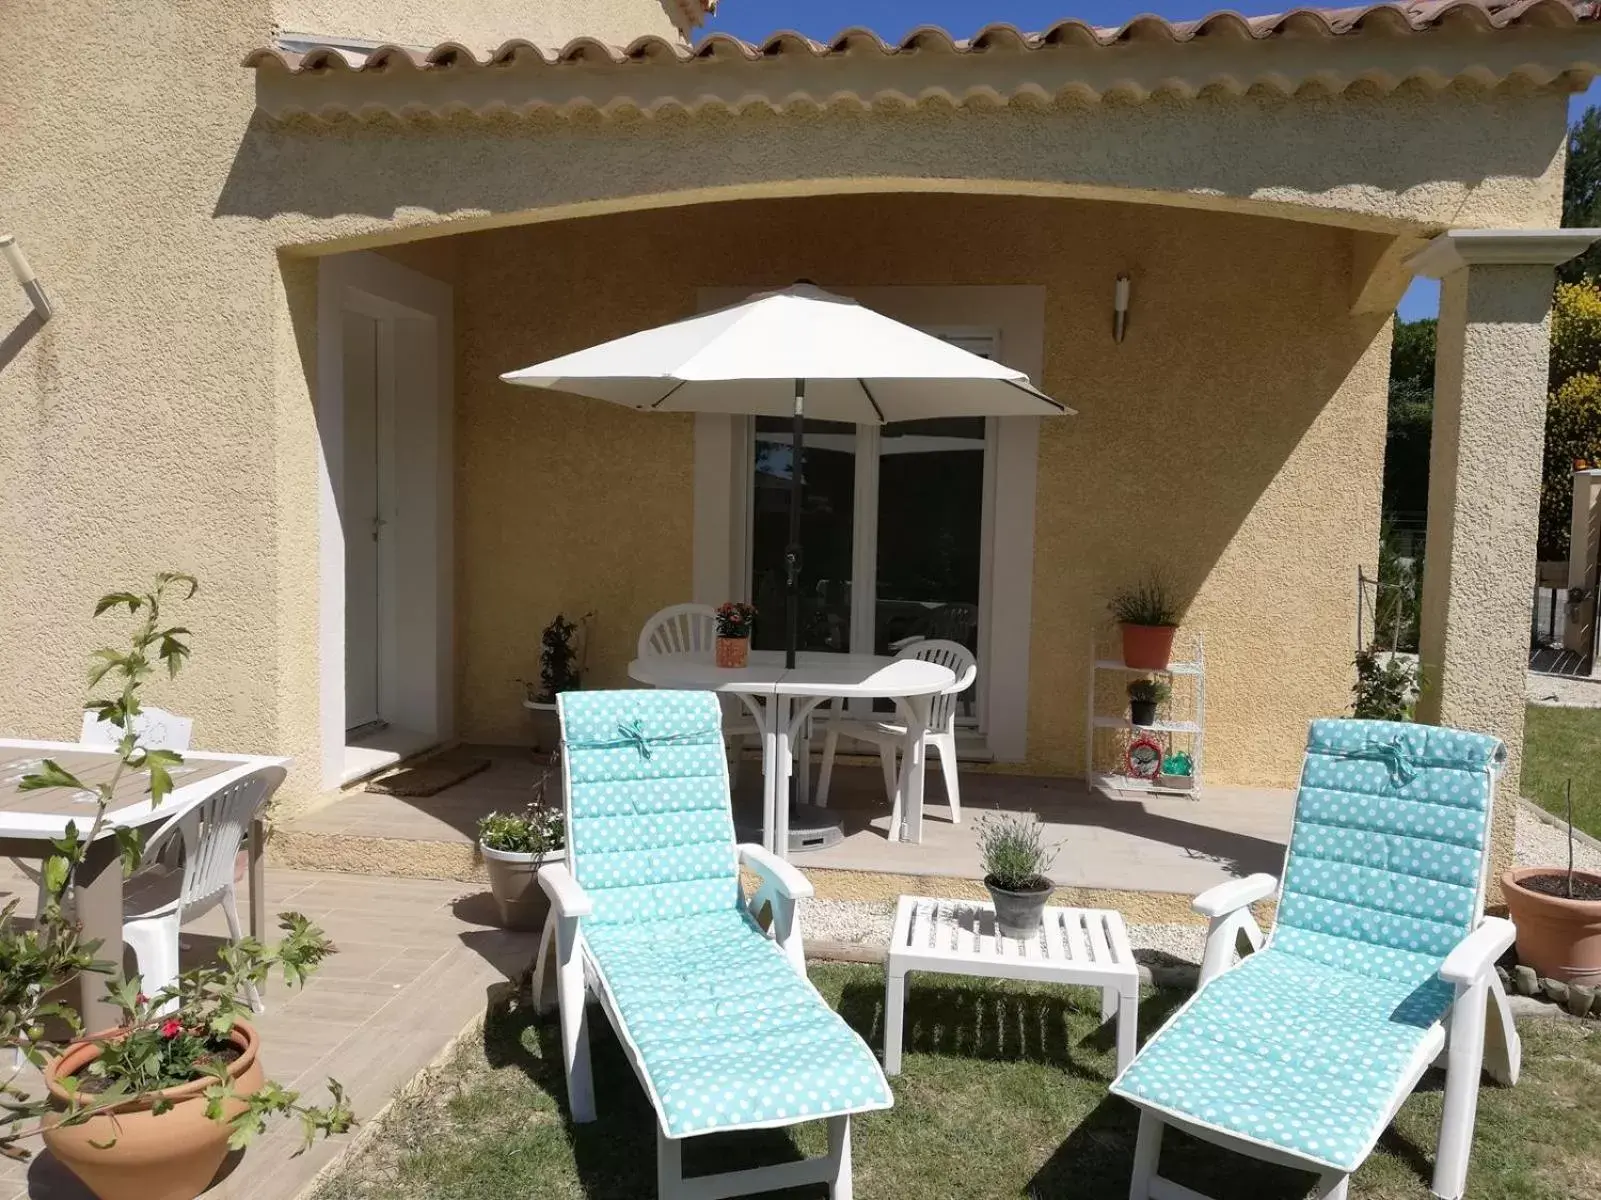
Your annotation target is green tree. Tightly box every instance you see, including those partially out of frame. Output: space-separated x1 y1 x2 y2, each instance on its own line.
1384 317 1435 524
1561 106 1601 285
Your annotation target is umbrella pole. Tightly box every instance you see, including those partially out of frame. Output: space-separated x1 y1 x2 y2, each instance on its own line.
785 379 804 671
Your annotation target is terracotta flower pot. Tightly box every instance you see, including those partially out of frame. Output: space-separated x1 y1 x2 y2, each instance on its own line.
42 1021 264 1200
1502 867 1601 987
480 844 565 931
716 636 750 669
1120 624 1176 670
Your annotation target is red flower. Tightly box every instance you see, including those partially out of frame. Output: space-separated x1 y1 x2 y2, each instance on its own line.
135 992 148 1006
160 1018 182 1039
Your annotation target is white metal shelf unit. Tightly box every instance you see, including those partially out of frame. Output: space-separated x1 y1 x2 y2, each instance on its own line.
1085 634 1205 797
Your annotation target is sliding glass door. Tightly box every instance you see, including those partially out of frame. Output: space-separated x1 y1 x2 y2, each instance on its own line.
744 334 995 727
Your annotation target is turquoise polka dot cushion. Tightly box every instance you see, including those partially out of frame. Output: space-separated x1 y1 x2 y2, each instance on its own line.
1112 718 1505 1172
1111 949 1452 1172
586 908 893 1138
557 690 893 1139
560 690 741 928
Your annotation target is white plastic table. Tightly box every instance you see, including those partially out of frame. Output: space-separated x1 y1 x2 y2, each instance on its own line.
884 895 1141 1076
626 651 955 856
0 739 288 1032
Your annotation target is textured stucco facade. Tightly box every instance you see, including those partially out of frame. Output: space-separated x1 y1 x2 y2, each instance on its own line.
0 0 1586 900
444 194 1387 791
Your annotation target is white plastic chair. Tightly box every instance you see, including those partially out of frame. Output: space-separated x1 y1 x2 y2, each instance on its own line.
815 639 977 833
15 708 195 909
80 707 194 752
637 604 762 786
121 764 285 1013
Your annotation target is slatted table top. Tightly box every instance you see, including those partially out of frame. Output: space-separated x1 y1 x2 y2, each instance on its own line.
888 894 1138 985
0 740 288 840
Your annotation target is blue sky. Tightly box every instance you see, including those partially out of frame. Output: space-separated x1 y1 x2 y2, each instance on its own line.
702 0 1600 322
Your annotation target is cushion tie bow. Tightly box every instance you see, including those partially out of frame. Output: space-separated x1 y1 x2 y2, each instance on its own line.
565 719 721 759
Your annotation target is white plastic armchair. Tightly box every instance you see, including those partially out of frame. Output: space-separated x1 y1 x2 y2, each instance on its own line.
637 604 761 786
14 708 196 906
80 707 193 751
815 639 977 830
1113 722 1522 1200
1191 872 1275 987
739 842 813 972
123 764 284 1014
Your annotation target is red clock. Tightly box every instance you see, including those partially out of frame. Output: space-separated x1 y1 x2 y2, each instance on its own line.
1125 735 1163 780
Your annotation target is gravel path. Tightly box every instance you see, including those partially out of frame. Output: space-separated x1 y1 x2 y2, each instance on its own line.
1526 670 1601 707
804 804 1595 968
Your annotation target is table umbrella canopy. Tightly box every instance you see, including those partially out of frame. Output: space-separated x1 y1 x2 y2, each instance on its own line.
499 283 1073 421
501 283 1072 668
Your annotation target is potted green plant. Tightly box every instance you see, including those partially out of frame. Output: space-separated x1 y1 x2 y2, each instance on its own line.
1127 678 1170 727
521 611 593 751
1503 780 1601 987
1110 578 1179 670
715 602 757 668
978 814 1058 940
478 763 566 932
1157 750 1194 792
2 574 352 1199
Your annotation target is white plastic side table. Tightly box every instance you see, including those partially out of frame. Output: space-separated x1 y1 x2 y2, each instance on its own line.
883 895 1141 1076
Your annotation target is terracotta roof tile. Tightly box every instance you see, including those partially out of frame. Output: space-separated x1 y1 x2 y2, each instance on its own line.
243 0 1599 73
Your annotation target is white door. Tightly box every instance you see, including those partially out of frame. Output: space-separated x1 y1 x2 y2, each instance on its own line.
343 310 386 732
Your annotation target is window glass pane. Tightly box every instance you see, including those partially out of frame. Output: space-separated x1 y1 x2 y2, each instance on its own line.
874 416 985 714
750 417 855 652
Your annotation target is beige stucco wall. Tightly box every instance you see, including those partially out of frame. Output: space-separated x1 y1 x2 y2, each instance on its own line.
0 0 1575 820
446 193 1387 787
272 0 687 51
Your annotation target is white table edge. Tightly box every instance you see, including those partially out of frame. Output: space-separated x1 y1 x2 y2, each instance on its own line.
0 741 290 840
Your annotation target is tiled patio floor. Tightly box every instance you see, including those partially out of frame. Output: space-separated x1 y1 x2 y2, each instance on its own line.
287 745 1294 896
0 863 539 1200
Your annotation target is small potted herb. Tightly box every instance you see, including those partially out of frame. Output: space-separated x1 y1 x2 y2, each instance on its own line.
1110 578 1179 670
715 602 757 668
1127 678 1170 727
1502 780 1601 987
1157 750 1194 792
978 814 1058 940
478 766 566 932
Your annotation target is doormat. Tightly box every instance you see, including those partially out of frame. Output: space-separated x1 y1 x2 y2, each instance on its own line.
366 757 491 798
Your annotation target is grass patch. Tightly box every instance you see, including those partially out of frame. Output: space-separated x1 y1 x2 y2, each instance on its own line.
1523 703 1601 839
312 963 1601 1200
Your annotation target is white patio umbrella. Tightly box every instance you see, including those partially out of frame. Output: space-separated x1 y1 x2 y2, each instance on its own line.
501 283 1072 667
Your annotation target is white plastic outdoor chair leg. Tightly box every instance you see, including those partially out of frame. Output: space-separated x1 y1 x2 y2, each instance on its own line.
121 912 183 1012
1434 974 1491 1200
1127 1111 1162 1199
817 718 841 809
554 913 596 1123
934 731 961 824
221 885 264 1013
882 746 903 838
828 1114 854 1200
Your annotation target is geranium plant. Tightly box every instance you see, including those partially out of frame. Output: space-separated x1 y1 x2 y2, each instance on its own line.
0 574 353 1168
715 602 757 639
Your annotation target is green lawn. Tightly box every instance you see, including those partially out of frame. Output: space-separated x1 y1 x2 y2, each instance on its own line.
1523 703 1601 839
313 964 1600 1200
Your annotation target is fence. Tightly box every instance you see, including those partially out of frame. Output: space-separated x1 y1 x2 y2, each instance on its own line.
1356 566 1419 654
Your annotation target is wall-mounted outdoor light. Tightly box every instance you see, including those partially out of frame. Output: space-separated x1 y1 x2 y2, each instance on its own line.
0 233 54 373
1113 274 1131 343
